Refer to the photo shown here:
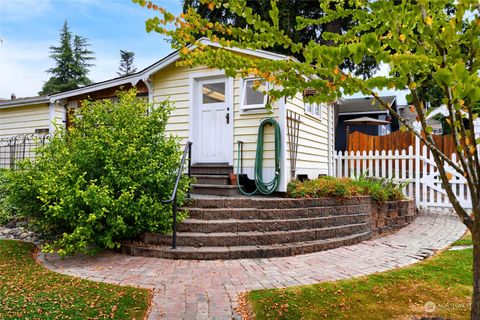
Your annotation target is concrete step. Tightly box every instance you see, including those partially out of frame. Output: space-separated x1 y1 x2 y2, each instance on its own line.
191 164 233 175
193 174 230 185
188 196 372 210
185 205 371 220
143 222 370 247
122 231 372 260
177 213 372 233
191 184 240 196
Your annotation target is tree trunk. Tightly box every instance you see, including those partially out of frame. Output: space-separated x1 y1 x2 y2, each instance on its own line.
473 230 480 320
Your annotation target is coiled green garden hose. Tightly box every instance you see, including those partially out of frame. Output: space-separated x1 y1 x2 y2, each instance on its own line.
236 117 281 195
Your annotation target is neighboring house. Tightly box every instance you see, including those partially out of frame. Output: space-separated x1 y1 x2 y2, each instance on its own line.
0 39 336 192
0 95 65 137
335 96 399 151
397 105 443 135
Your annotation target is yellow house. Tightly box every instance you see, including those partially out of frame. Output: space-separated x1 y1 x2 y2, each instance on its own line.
0 96 65 137
1 40 335 193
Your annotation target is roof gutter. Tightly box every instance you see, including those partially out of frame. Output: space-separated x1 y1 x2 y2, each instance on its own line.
49 74 143 103
0 96 49 109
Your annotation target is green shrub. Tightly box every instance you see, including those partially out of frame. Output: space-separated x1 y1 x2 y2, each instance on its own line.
380 177 408 201
0 169 16 225
287 174 406 202
287 177 361 199
349 173 388 203
7 89 189 256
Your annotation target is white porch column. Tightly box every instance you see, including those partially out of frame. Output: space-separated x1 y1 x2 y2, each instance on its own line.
413 121 422 208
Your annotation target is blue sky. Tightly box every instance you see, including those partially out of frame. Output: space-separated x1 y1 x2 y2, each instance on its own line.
0 0 182 99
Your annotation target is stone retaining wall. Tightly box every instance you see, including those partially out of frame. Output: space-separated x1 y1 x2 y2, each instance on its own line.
187 195 417 236
370 199 417 234
188 195 417 236
124 195 417 259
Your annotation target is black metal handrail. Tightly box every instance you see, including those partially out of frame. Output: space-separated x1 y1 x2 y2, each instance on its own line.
162 141 192 249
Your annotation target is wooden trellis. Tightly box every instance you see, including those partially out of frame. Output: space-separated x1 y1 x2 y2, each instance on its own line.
287 110 301 179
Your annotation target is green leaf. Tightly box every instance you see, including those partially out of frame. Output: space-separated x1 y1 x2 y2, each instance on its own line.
471 87 480 102
433 68 453 86
406 94 413 103
452 62 468 81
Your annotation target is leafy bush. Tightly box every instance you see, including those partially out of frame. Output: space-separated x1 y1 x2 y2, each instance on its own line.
287 174 407 202
7 89 189 255
0 169 16 225
351 171 408 202
287 177 361 199
379 177 408 201
349 172 388 203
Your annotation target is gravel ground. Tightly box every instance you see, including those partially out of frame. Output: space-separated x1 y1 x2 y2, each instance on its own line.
0 221 42 244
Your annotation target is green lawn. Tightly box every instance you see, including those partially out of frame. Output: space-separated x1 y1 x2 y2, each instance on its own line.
0 240 151 319
452 231 472 246
248 233 473 320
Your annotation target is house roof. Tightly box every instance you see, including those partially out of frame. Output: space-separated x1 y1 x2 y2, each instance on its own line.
425 104 480 126
338 96 396 114
1 38 292 108
47 38 291 102
0 96 49 109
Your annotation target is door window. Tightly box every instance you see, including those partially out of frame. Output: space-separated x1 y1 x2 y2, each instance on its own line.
202 82 225 103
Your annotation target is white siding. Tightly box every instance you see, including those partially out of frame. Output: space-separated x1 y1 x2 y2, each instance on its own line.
286 92 331 179
53 104 66 131
0 104 50 137
152 63 204 141
233 78 279 180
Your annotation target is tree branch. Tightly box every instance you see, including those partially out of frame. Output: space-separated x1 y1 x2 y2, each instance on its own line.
341 72 464 174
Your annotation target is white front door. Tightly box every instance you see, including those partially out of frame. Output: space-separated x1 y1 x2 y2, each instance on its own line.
194 77 232 163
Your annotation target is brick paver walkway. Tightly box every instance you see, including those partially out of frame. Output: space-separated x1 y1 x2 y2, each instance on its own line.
37 210 466 320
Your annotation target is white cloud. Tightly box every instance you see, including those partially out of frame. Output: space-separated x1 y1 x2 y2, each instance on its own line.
0 0 52 22
0 39 51 98
0 37 125 98
0 36 166 99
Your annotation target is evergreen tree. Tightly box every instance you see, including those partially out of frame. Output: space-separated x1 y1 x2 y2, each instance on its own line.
117 50 137 76
72 35 95 86
40 21 95 95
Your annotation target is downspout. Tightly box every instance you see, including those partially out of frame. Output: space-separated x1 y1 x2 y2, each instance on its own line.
278 96 288 192
329 102 336 176
48 102 56 134
142 76 154 104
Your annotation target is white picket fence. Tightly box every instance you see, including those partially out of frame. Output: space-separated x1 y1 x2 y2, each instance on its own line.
336 146 416 198
335 144 474 209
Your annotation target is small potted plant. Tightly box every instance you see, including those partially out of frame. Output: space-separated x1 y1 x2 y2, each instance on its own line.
229 173 238 185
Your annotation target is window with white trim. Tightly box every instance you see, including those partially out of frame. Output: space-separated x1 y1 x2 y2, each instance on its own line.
303 89 322 120
241 78 269 110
